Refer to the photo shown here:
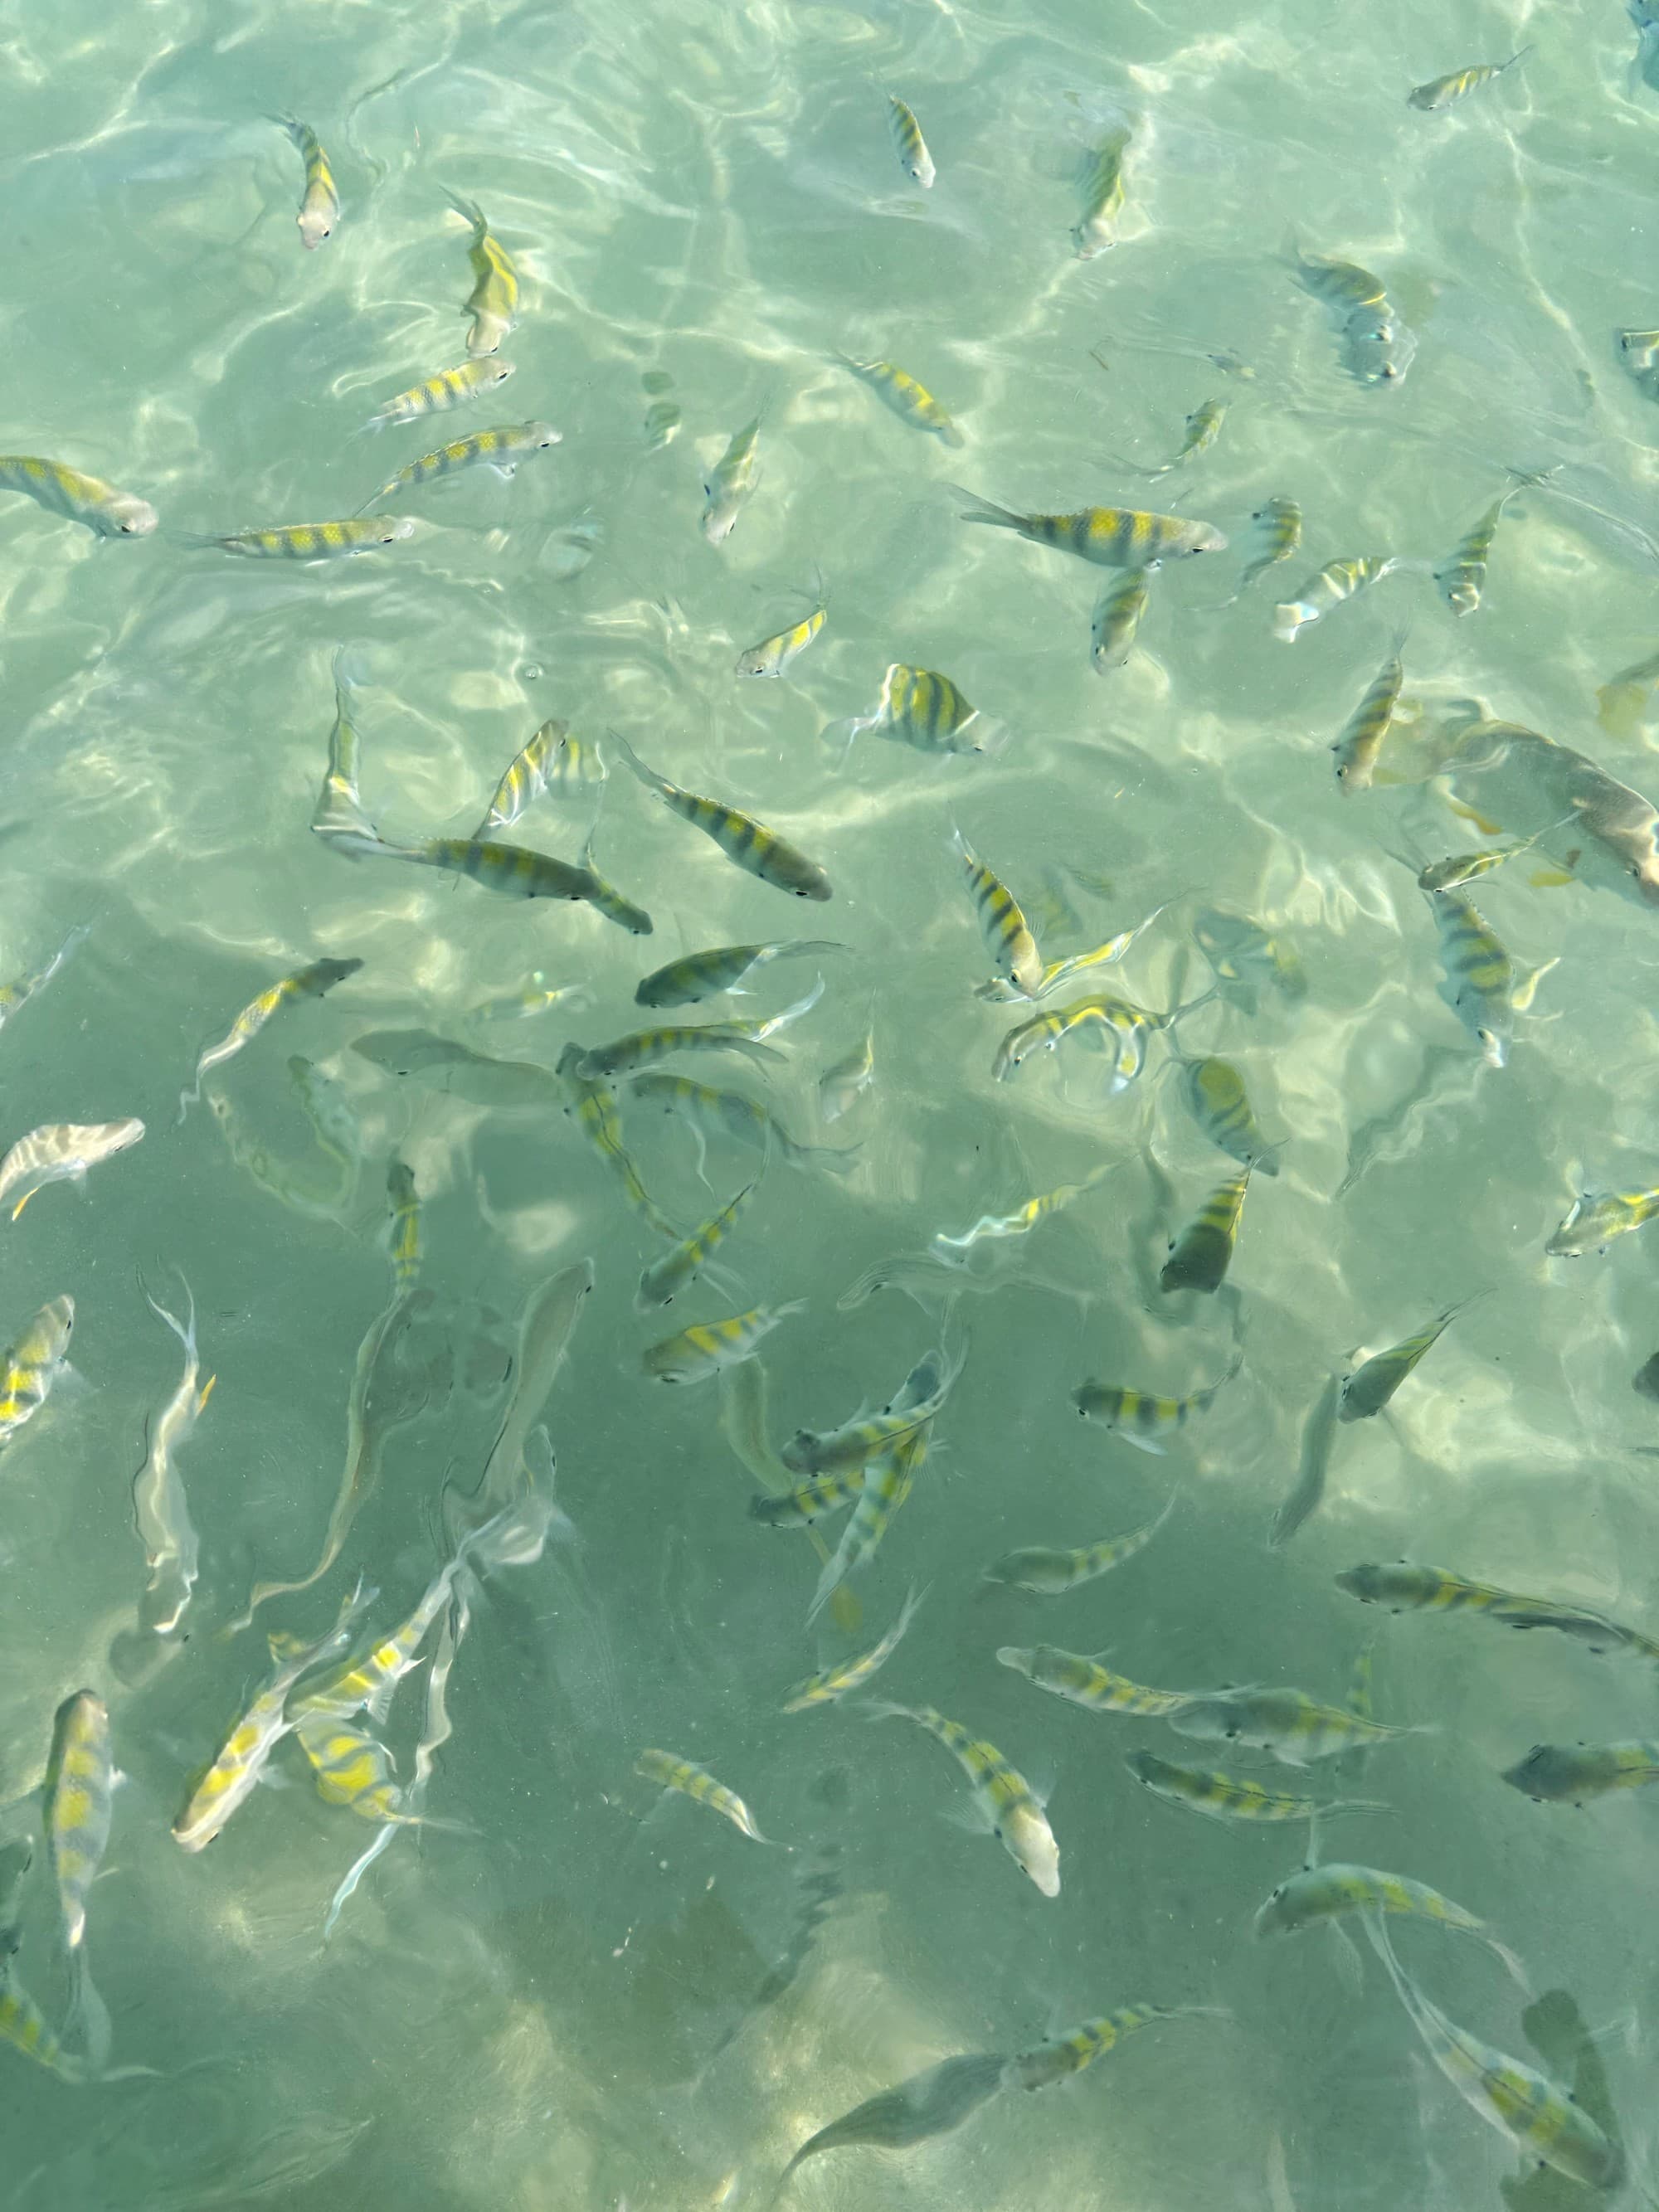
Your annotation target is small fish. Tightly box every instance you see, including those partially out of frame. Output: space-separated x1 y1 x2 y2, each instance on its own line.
1256 1864 1526 1985
1169 1685 1428 1767
1290 241 1416 385
133 1276 214 1636
736 606 825 678
871 1700 1059 1894
358 421 559 512
1340 1299 1478 1422
951 829 1041 994
635 939 842 1009
173 1584 372 1850
445 189 519 356
477 972 591 1022
1547 1185 1659 1257
1413 819 1569 892
1272 555 1394 642
1073 129 1131 260
343 829 615 913
1090 330 1255 380
475 721 601 837
179 956 361 1117
1366 1914 1623 2191
1005 2004 1219 2093
1408 50 1530 110
310 646 367 848
0 456 157 538
932 1169 1110 1256
1597 644 1659 737
1332 634 1408 790
273 115 338 248
205 518 415 559
635 1748 769 1840
644 397 681 451
783 1341 966 1476
982 1496 1175 1594
0 1118 144 1219
956 485 1226 566
807 1425 927 1621
626 1072 857 1174
1232 495 1302 596
577 824 654 937
293 1714 414 1825
701 418 761 547
1435 487 1525 616
1268 1373 1342 1551
0 1296 75 1448
750 1466 867 1528
993 991 1163 1087
642 1302 805 1385
837 356 964 447
1502 1740 1659 1805
1425 887 1550 1067
1091 566 1156 670
888 94 935 187
1618 329 1659 372
974 912 1165 1002
476 1260 595 1505
609 732 832 899
45 1693 114 1953
574 994 810 1082
1337 1558 1659 1665
557 1049 681 1240
1160 1169 1251 1294
817 1018 876 1125
1075 1359 1242 1452
0 926 86 1038
1128 1748 1387 1827
784 1585 924 1711
636 1180 761 1310
1179 1054 1278 1174
780 2054 1008 2183
0 1963 85 2083
1192 907 1306 1013
997 1646 1193 1717
384 1159 421 1293
1112 401 1227 480
364 357 515 432
845 664 984 755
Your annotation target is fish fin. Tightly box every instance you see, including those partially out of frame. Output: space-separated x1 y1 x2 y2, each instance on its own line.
1512 955 1559 1014
1326 1919 1365 1995
64 1951 112 2074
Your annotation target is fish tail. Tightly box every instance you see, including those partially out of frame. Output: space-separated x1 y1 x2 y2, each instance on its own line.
140 1266 198 1363
440 185 485 233
604 728 662 795
948 484 1022 531
64 1947 112 2075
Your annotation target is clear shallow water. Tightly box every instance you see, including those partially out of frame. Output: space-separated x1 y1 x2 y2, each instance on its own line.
3 0 1659 2204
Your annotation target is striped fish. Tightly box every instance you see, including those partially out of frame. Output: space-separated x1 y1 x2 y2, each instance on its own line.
784 1585 924 1711
998 1646 1193 1716
475 720 600 835
975 914 1167 1004
610 732 832 899
0 1296 74 1445
1233 495 1302 596
1340 1299 1477 1421
1332 633 1408 790
1435 487 1522 615
642 1302 805 1384
951 829 1040 993
1408 49 1530 109
1128 1748 1387 1827
358 421 559 512
1091 566 1155 669
982 1495 1175 1593
45 1694 114 1953
557 1047 686 1238
0 456 156 537
353 832 607 910
291 1563 463 1730
736 606 825 678
871 1701 1059 1894
1502 1739 1659 1803
701 417 761 546
849 664 982 754
574 1018 784 1083
1426 887 1550 1066
994 992 1160 1086
1169 1685 1428 1766
384 1160 421 1293
635 938 842 1009
1178 1054 1278 1174
294 1714 412 1825
133 1276 214 1636
808 1426 926 1621
1550 1184 1659 1256
577 824 654 936
932 1167 1111 1255
206 518 415 558
750 1466 868 1528
445 190 519 356
0 926 86 1039
1073 128 1130 259
636 1179 761 1310
179 955 362 1117
0 1120 144 1219
625 1072 856 1174
1160 1169 1251 1292
1074 1354 1243 1452
273 115 338 247
956 485 1225 566
837 357 964 447
364 357 515 432
784 1341 965 1478
887 94 935 187
1256 1864 1526 1986
635 1748 769 1840
1272 554 1394 642
1005 2003 1218 2093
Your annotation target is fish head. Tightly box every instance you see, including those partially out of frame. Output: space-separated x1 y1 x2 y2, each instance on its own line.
298 207 333 250
1179 521 1229 556
1333 1563 1385 1602
101 493 159 537
1440 574 1480 617
525 421 562 450
1165 1696 1235 1744
1476 1023 1508 1069
1252 1887 1294 1938
1000 1801 1060 1896
1498 1743 1579 1801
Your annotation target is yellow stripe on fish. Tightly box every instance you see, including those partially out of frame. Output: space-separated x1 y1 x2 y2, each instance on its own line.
642 1302 805 1385
1272 555 1394 641
45 1693 114 1952
1178 1054 1278 1173
1256 1862 1526 1988
982 1496 1175 1593
887 94 935 187
736 606 826 678
444 189 520 356
807 1425 927 1622
701 418 761 545
993 991 1161 1085
849 664 984 754
1169 1685 1430 1766
610 732 832 899
871 1700 1060 1894
956 484 1226 565
365 357 515 431
1073 128 1130 259
998 1646 1193 1715
751 1466 867 1528
837 356 964 446
1073 1354 1243 1453
1126 1748 1387 1826
0 1295 75 1444
636 1748 770 1840
784 1585 924 1711
272 114 339 248
951 829 1041 993
1408 49 1530 109
384 1159 421 1293
637 1179 761 1310
359 421 559 512
1160 1169 1251 1293
294 1713 410 1824
0 455 155 537
179 955 361 1118
1332 633 1408 790
206 518 415 558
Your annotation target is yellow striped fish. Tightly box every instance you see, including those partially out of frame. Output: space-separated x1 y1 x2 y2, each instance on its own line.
635 937 843 1009
1005 2003 1222 2093
1503 1739 1659 1803
1256 1863 1526 1986
292 1561 466 1730
998 1646 1193 1715
1091 566 1155 669
871 1701 1060 1894
1340 1297 1480 1421
625 1072 857 1175
133 1277 214 1637
975 912 1168 1003
445 189 519 356
556 1045 681 1240
574 1014 788 1082
272 115 338 247
932 1166 1111 1255
1231 495 1302 596
1272 555 1394 642
1192 907 1305 1013
995 993 1161 1087
636 1179 761 1310
577 824 654 936
1179 1054 1278 1174
349 830 608 911
783 1341 965 1477
475 719 599 835
750 1466 867 1528
294 1714 413 1825
1112 400 1227 480
1434 486 1523 615
0 455 156 537
385 1159 421 1293
1548 1184 1659 1256
1408 49 1530 109
1128 1749 1388 1828
982 1495 1175 1593
784 1585 924 1711
1335 1558 1659 1664
951 829 1041 993
1074 1354 1243 1453
1073 128 1131 259
636 1748 770 1840
0 926 85 1038
701 417 761 546
1332 633 1408 790
808 1425 927 1621
358 421 559 512
956 485 1226 566
642 1302 805 1384
736 605 825 678
610 732 832 899
850 664 984 754
1426 887 1552 1066
837 356 964 446
1169 1685 1429 1766
45 1693 113 1954
0 1296 74 1446
887 94 935 187
0 1121 144 1219
364 357 515 432
1160 1169 1251 1293
205 518 415 558
178 955 362 1118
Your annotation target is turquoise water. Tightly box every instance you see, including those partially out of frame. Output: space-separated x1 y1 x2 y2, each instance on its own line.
4 0 1659 2203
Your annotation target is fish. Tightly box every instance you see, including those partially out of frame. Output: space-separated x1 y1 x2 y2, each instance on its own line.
553 1050 683 1238
338 827 616 913
384 1160 421 1294
294 1714 416 1825
635 1748 769 1840
1339 1563 1659 1664
1424 887 1551 1067
870 1701 1060 1894
1619 328 1659 372
1546 1185 1659 1257
1340 1298 1477 1422
573 1014 793 1083
203 518 416 558
735 606 825 678
0 1296 75 1448
133 1276 214 1636
0 1118 144 1220
475 720 601 836
1268 1373 1342 1550
780 2054 1008 2183
1256 1864 1526 1986
1091 566 1156 670
1412 815 1573 892
476 973 591 1022
952 829 1042 994
1435 486 1525 616
358 421 560 512
956 486 1226 566
0 1963 88 2084
0 926 86 1038
1222 496 1302 600
750 1466 867 1528
783 1584 924 1710
1365 1914 1623 2190
1073 128 1131 259
1192 907 1306 1013
783 1339 966 1476
289 1055 362 1184
807 1424 927 1621
363 357 515 432
1168 1685 1429 1767
1005 2003 1220 2093
837 356 964 447
310 646 367 847
997 1646 1193 1716
1128 1748 1388 1827
178 955 362 1117
272 114 338 248
609 732 831 899
205 1086 353 1221
172 1583 372 1850
817 1016 875 1125
444 189 519 356
982 1496 1176 1594
353 1027 559 1107
291 1543 479 1730
1272 555 1394 642
1408 50 1530 109
577 824 654 937
701 417 761 546
478 1258 596 1502
0 456 157 538
1290 241 1416 384
641 1302 805 1384
1160 1169 1251 1293
1074 1355 1242 1454
844 664 985 755
1596 644 1659 738
635 939 843 1009
636 1180 761 1310
1501 1740 1659 1805
1179 1055 1278 1174
625 1072 858 1174
1113 400 1227 479
708 1845 842 2062
44 1692 114 1955
643 397 680 450
932 1168 1111 1256
1090 329 1255 380
722 1355 862 1636
1332 634 1408 791
978 907 1168 1003
993 990 1164 1087
888 94 935 187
